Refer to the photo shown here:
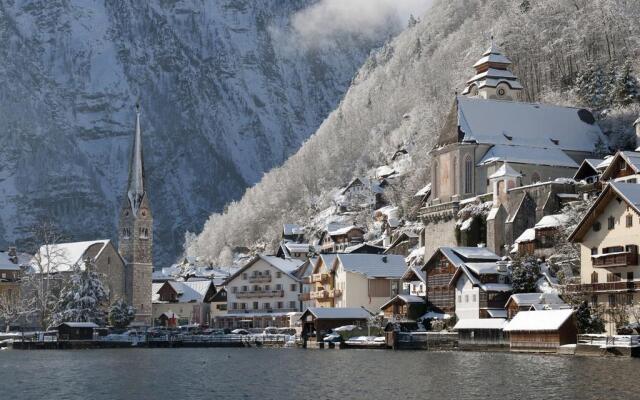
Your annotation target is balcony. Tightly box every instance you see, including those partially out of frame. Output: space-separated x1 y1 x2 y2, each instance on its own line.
592 251 638 268
311 273 330 283
298 292 311 301
565 281 639 293
329 288 342 297
310 290 330 300
248 274 271 283
235 290 284 298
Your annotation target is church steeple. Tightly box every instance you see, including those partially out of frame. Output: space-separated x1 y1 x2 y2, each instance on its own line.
127 104 146 215
118 104 153 325
462 38 523 101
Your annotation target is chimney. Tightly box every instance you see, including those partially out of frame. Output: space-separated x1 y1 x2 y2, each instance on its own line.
8 246 17 264
634 117 640 151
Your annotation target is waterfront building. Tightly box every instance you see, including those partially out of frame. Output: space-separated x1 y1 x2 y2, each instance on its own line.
421 43 606 257
300 307 371 341
309 253 406 312
503 309 577 352
453 318 508 350
423 247 500 315
401 264 427 297
504 293 568 320
380 294 426 321
568 181 640 333
57 322 98 340
151 280 218 326
0 248 30 303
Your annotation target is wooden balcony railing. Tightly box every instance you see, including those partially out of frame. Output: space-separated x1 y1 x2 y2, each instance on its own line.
592 251 638 268
235 290 284 298
565 281 639 293
298 292 311 301
310 290 330 300
311 273 330 283
248 275 271 283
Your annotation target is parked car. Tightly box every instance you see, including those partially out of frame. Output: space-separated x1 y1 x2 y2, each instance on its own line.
231 329 250 335
323 332 342 343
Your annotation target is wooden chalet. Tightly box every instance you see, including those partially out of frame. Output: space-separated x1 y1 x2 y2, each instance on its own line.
318 225 365 253
503 309 577 352
384 231 420 256
453 318 508 350
300 307 371 342
380 294 426 321
504 292 568 320
57 322 98 340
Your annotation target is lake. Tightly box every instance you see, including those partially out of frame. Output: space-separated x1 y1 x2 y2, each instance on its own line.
1 348 638 399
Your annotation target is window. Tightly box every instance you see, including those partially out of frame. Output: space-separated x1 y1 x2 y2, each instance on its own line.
139 227 149 239
277 301 283 309
497 87 506 96
593 222 601 232
591 248 598 256
608 216 615 230
391 280 399 296
457 295 462 303
629 178 637 184
240 303 247 310
265 270 271 276
626 294 634 305
276 272 282 279
472 294 476 302
464 156 473 194
242 273 248 280
232 302 238 310
290 284 298 291
265 285 270 291
289 301 296 309
452 156 458 193
217 304 227 311
231 287 237 293
465 294 469 303
590 271 598 284
263 303 271 310
627 215 633 228
591 295 598 306
253 302 259 310
628 272 634 281
241 286 248 292
608 294 616 307
122 228 131 239
276 284 282 291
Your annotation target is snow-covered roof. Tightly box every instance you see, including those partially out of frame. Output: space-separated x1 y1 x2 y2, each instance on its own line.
58 322 99 328
283 224 305 236
514 228 536 244
486 309 508 318
473 52 512 68
226 254 305 284
402 265 426 283
455 96 604 152
335 254 407 279
454 318 506 330
488 162 522 179
302 307 371 320
284 243 311 253
479 145 579 168
381 294 425 310
464 262 507 275
153 280 215 304
376 165 396 178
506 292 566 308
504 309 574 332
328 225 363 237
0 250 31 271
31 240 111 273
451 247 500 261
419 311 451 320
535 214 568 229
414 183 431 198
343 243 386 254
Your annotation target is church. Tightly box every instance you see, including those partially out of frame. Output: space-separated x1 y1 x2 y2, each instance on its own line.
422 43 606 257
31 106 154 325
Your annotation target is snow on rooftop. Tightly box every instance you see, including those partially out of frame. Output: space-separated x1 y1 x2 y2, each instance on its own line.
376 165 396 178
283 224 305 236
454 318 506 330
260 255 305 274
0 250 31 271
479 145 579 168
535 214 568 229
515 228 535 244
414 183 431 197
31 240 110 273
610 181 640 211
59 322 99 328
336 254 407 278
504 309 574 332
451 247 500 261
303 307 371 320
465 262 507 275
153 280 214 303
456 96 605 153
328 225 362 236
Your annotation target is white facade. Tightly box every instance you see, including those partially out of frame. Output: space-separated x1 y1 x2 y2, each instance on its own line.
226 257 302 314
455 274 481 320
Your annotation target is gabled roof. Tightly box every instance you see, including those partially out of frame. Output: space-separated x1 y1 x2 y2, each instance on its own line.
424 246 501 271
453 318 506 330
503 309 574 332
380 294 426 310
300 307 371 320
573 158 604 181
488 162 522 179
58 322 99 328
402 265 426 283
535 214 568 229
334 254 407 279
569 181 640 242
600 151 640 180
30 240 114 273
0 250 32 271
505 292 566 309
153 280 216 303
344 243 386 254
446 96 604 152
414 183 431 198
312 254 338 274
225 254 305 284
480 145 579 168
328 225 364 237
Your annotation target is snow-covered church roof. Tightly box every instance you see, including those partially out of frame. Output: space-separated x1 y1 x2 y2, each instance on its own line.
30 240 113 273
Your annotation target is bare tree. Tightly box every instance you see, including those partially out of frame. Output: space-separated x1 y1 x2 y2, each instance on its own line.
0 291 29 332
21 220 68 330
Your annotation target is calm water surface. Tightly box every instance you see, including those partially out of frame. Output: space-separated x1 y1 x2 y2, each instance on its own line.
1 348 638 400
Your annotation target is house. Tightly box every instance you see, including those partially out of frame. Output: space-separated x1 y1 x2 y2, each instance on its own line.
449 256 511 320
318 225 366 253
30 240 126 304
573 158 607 184
158 311 178 328
421 43 605 258
282 223 305 242
57 322 98 340
567 181 640 333
304 254 338 307
0 248 31 302
423 247 500 315
599 150 640 184
297 257 318 311
380 295 426 321
504 292 568 319
338 178 383 210
384 231 420 256
343 243 386 254
503 309 577 352
300 307 371 342
401 264 426 297
151 280 218 326
310 254 406 311
453 318 508 350
276 241 313 260
210 288 228 318
220 255 304 328
513 214 568 257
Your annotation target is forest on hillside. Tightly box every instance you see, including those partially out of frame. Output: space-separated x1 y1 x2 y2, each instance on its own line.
186 0 640 265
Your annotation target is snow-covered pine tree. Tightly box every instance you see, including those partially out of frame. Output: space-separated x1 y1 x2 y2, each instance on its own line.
51 258 109 328
108 299 136 329
612 62 640 106
510 256 541 294
575 301 605 334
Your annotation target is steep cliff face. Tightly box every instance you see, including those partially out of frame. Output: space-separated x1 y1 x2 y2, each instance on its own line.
0 0 390 264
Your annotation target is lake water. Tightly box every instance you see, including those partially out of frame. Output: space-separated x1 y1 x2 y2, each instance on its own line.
1 348 638 400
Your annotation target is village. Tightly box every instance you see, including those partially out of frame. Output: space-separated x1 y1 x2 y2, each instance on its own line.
2 43 640 358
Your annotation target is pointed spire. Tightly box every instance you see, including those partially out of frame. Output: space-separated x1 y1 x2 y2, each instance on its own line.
127 103 146 215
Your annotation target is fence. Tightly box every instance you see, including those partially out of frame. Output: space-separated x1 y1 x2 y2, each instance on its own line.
578 334 640 347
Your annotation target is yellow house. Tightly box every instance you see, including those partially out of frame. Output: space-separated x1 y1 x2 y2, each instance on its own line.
569 181 640 332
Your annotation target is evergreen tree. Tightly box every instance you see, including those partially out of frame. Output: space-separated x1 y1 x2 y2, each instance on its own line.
612 62 640 106
108 299 136 329
510 256 540 293
51 258 109 328
575 301 605 334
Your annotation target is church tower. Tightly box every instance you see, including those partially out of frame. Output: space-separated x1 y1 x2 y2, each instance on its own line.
119 104 153 325
462 39 523 101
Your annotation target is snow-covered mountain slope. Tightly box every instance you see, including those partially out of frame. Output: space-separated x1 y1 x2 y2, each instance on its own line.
0 0 402 264
188 0 640 263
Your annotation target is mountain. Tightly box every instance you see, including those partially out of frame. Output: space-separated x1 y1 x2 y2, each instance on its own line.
0 0 399 264
187 0 640 263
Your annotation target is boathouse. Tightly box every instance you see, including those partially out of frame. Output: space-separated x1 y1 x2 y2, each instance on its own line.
300 307 371 341
57 322 99 340
453 318 508 350
503 309 576 352
380 294 426 321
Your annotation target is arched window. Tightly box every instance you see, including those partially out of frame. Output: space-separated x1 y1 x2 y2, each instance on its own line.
433 161 439 198
531 172 541 184
452 156 458 194
464 156 473 194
